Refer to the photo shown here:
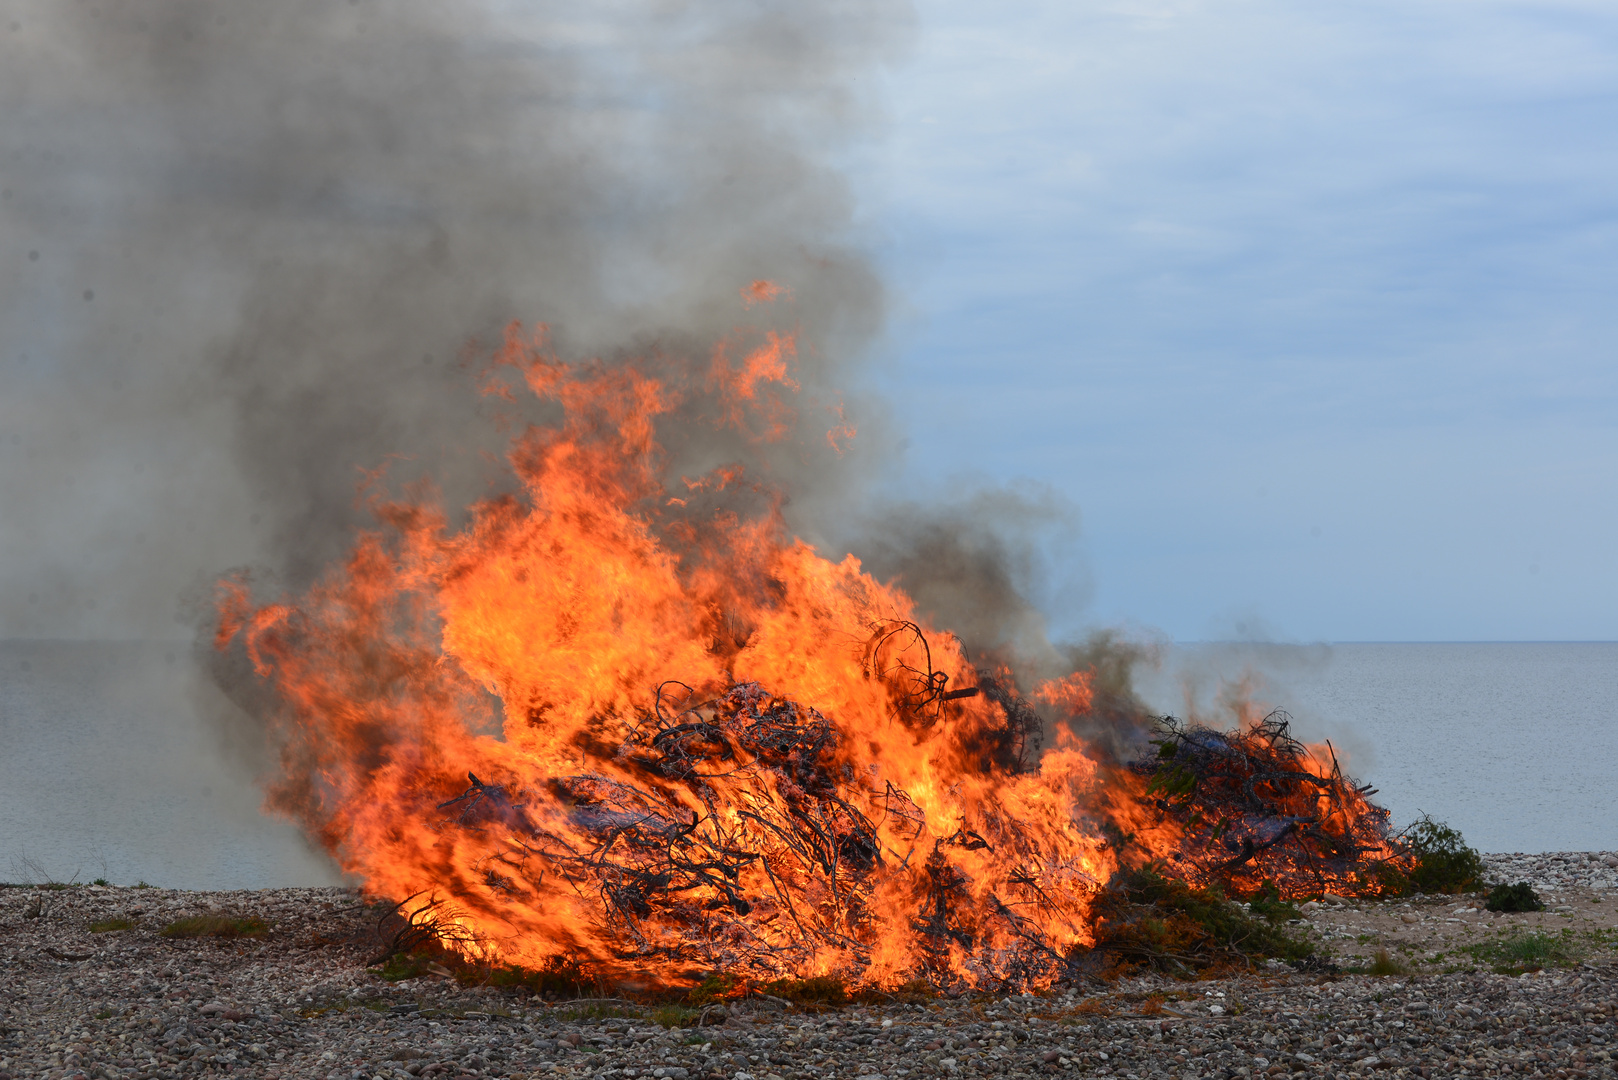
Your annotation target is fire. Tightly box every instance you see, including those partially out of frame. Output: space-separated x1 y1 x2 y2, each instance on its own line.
216 298 1116 990
216 288 1409 988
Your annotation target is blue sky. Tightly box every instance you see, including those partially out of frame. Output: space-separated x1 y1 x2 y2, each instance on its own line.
867 0 1618 642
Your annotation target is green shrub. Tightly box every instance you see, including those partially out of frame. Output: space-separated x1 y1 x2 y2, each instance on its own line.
159 915 268 939
1399 816 1484 895
1245 881 1302 923
1086 864 1314 972
89 917 135 933
1485 882 1544 912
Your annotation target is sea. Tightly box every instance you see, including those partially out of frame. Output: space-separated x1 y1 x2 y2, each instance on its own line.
1 639 1614 891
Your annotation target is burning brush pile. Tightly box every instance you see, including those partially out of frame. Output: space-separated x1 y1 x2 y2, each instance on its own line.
216 301 1411 994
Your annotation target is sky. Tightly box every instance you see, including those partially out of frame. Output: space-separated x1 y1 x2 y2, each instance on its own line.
2 0 1616 646
868 0 1618 643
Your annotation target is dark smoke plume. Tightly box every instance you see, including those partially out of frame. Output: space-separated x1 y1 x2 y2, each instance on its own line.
1 0 1157 783
0 0 912 640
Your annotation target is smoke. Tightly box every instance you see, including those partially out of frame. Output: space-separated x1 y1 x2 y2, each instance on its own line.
0 0 912 640
848 484 1082 671
0 0 1158 761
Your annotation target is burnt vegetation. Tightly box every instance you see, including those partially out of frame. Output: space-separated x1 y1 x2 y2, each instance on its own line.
366 628 1509 997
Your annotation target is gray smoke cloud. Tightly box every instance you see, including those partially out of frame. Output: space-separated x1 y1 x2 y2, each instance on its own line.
850 484 1087 675
0 0 913 640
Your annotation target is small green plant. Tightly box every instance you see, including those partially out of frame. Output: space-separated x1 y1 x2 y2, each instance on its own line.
651 1004 702 1028
134 881 152 889
92 878 109 887
89 917 135 933
1396 816 1484 895
1367 948 1405 976
159 915 268 939
95 1009 115 1020
1485 882 1544 913
376 952 442 981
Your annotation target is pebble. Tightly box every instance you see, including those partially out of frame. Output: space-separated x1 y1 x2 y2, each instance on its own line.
2 857 1616 1080
1484 850 1618 891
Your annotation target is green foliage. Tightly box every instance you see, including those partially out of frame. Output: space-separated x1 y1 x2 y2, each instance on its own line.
1087 864 1314 973
159 915 268 939
687 971 747 1006
1485 882 1544 912
1143 761 1197 803
479 954 595 996
1465 929 1580 973
651 1004 703 1028
1398 816 1484 895
375 948 596 998
1245 881 1302 923
761 975 850 1008
92 878 109 886
89 917 135 933
376 952 440 981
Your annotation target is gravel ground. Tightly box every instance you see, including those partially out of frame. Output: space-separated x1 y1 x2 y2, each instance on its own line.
3 855 1615 1080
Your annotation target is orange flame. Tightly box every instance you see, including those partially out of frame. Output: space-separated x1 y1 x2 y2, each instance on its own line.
740 279 788 306
218 307 1116 989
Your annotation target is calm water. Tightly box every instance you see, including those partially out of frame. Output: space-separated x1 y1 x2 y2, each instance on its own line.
1 640 1613 889
0 640 338 890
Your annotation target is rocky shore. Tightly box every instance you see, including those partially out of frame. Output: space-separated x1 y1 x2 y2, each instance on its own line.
3 855 1615 1080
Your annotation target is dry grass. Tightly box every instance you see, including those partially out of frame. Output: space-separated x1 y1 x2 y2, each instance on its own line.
159 915 269 939
1367 948 1407 976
